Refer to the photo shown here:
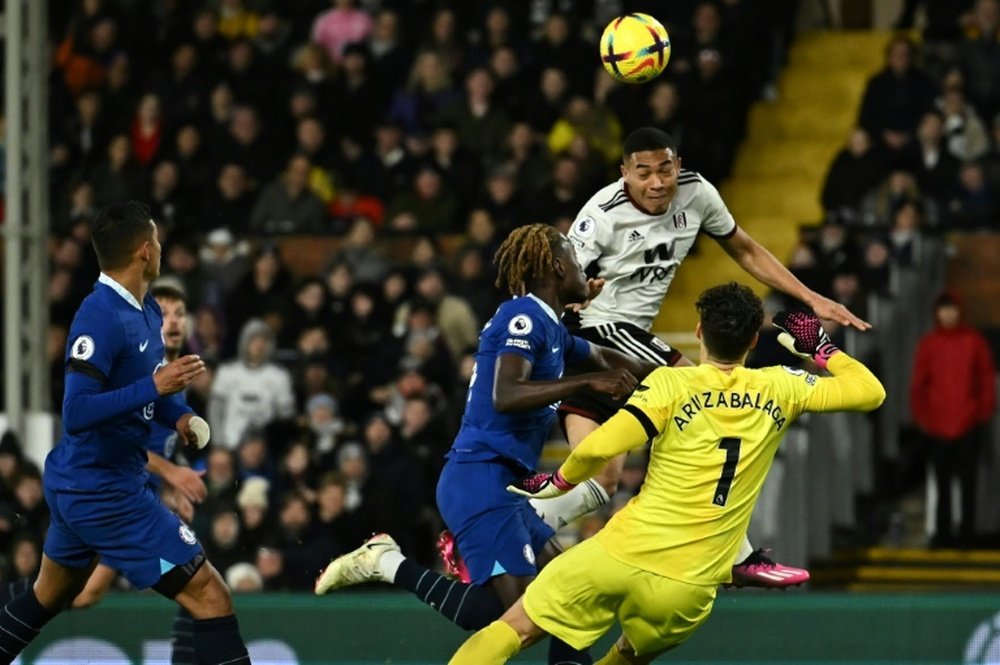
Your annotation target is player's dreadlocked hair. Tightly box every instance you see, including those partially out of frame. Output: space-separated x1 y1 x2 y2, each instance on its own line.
494 224 563 296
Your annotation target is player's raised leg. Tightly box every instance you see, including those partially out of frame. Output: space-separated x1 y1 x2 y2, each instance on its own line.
315 533 506 631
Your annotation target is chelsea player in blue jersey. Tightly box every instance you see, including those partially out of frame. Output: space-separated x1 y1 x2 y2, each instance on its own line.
0 202 250 665
316 224 657 664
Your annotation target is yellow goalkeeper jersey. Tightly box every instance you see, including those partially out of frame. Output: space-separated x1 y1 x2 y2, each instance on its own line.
559 352 884 586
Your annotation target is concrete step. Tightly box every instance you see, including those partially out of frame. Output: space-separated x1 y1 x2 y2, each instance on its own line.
746 104 855 142
732 139 840 178
724 179 824 220
788 30 892 69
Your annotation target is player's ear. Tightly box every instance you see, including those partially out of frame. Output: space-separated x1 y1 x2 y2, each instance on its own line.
552 254 566 279
694 322 702 339
139 240 150 262
748 332 759 350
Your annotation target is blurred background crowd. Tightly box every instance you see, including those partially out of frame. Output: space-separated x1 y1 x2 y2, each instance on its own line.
0 0 997 593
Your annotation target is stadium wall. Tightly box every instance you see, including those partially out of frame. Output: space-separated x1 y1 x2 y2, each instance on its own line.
15 592 1000 664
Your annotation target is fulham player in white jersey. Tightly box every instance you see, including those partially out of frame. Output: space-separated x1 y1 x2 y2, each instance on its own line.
545 127 871 587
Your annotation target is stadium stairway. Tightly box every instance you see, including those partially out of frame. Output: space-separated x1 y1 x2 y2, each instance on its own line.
810 547 1000 591
653 30 891 346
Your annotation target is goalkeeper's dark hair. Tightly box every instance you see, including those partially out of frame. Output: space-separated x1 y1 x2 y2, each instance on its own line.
494 224 562 296
622 127 677 162
91 200 154 271
696 282 764 362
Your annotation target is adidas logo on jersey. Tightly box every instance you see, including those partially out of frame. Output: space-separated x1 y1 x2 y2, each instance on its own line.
626 230 644 243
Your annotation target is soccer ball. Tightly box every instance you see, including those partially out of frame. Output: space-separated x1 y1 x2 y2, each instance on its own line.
599 13 671 84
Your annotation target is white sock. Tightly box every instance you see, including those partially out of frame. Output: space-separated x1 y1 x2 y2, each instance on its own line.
734 535 755 565
378 550 405 582
530 479 610 530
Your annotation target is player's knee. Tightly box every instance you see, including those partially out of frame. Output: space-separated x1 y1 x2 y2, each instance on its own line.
182 563 234 617
70 587 106 609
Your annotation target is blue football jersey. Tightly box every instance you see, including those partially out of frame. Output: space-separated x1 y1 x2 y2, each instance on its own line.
448 294 591 471
45 274 190 493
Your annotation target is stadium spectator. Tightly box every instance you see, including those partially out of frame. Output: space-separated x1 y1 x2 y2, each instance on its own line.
440 67 512 162
947 161 997 228
249 154 326 234
938 76 991 161
957 0 1000 123
858 36 938 157
209 318 296 448
310 0 373 64
911 291 996 548
386 165 460 234
823 128 889 223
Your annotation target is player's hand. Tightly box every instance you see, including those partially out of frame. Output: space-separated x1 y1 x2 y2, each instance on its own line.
809 295 871 331
176 413 211 449
154 355 206 395
162 461 207 504
507 470 576 499
772 310 841 369
565 278 605 314
586 368 638 400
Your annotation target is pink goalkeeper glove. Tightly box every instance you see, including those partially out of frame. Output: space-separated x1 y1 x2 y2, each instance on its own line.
507 470 577 499
772 310 840 369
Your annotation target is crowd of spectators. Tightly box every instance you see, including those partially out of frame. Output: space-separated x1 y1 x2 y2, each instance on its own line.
816 0 1000 305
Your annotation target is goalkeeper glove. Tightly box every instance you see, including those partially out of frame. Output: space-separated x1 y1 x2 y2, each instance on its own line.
772 310 840 369
507 470 576 499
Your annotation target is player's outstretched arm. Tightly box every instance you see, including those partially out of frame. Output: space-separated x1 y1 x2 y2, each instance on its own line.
717 227 871 331
773 311 885 412
493 353 638 413
509 408 654 498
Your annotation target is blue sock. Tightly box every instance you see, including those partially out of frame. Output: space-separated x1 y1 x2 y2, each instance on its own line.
170 606 195 665
0 577 34 607
548 636 593 665
394 558 505 631
192 615 249 665
0 589 58 665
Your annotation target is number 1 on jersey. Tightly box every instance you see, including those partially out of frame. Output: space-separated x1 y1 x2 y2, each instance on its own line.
712 437 741 507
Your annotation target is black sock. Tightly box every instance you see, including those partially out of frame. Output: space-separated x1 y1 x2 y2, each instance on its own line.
548 636 592 665
170 606 195 665
0 577 35 607
0 589 58 665
191 615 249 665
394 559 504 631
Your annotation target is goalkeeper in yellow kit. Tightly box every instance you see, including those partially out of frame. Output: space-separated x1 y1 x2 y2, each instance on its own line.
449 282 886 665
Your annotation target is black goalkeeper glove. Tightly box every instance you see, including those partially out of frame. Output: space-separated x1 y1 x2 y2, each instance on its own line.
772 310 840 369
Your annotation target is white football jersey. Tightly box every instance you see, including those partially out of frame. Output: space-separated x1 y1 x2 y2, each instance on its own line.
567 171 737 330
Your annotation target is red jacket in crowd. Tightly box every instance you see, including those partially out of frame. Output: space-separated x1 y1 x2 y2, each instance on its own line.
910 292 996 440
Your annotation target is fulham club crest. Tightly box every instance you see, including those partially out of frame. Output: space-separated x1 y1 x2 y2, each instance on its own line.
672 212 687 230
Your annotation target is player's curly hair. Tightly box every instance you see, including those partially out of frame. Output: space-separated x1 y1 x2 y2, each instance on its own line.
695 282 764 361
494 224 563 296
